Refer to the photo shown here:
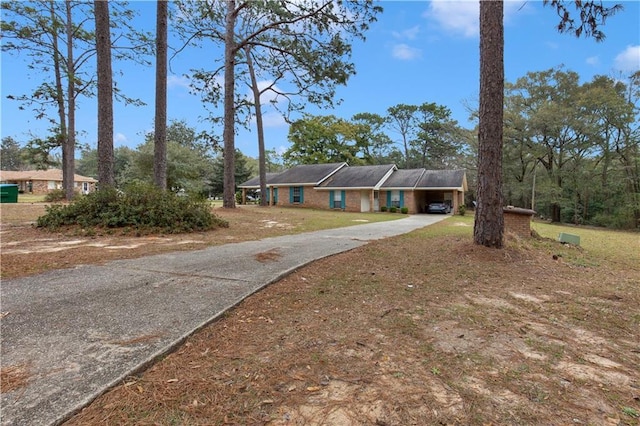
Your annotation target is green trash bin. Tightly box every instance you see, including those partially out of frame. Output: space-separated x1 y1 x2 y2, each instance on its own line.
0 184 19 203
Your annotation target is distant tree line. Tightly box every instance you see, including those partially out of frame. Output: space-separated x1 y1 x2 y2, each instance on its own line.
0 120 279 200
281 69 639 229
1 1 634 233
2 66 637 229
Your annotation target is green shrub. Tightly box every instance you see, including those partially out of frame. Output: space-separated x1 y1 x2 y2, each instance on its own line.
380 206 388 212
400 207 409 214
44 189 66 202
389 206 398 213
458 205 466 216
37 183 228 234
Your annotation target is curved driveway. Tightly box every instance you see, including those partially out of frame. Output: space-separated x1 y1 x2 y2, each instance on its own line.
0 214 447 426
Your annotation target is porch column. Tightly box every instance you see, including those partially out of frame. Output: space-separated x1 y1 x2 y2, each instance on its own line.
452 190 459 213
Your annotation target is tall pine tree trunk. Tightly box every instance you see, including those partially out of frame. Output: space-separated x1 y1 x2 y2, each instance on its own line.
245 46 267 206
154 0 168 190
94 0 114 187
222 0 236 208
474 0 504 248
49 1 70 198
64 0 76 199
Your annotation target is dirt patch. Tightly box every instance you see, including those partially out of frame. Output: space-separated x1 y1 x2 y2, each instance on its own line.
255 248 283 263
0 364 31 394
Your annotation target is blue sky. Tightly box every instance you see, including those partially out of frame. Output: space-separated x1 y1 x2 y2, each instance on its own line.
1 0 639 160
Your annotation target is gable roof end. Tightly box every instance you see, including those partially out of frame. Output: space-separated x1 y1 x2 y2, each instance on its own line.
416 169 466 190
380 168 425 189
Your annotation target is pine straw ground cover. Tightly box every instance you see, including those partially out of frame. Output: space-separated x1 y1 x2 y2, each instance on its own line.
58 217 640 425
1 204 639 425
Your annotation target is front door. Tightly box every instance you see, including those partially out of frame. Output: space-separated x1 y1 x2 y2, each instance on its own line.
360 190 370 212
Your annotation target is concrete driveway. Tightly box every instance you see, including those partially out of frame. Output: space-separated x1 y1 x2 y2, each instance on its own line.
0 214 448 426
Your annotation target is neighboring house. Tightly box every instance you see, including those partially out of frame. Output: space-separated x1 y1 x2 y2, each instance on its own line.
239 163 467 214
0 169 98 195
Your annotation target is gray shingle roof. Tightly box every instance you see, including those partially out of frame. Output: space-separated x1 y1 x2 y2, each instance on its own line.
380 169 425 188
319 164 396 188
238 173 281 188
269 162 346 185
238 164 467 191
416 169 466 189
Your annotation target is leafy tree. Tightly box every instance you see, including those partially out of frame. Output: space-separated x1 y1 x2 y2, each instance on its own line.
0 137 25 170
351 113 394 165
1 1 151 198
386 104 418 168
283 115 368 166
76 146 135 186
20 133 61 170
127 121 215 195
265 149 285 172
412 102 461 169
174 0 382 208
209 149 252 199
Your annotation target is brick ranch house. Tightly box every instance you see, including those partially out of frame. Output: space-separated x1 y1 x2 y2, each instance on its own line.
239 163 467 214
0 169 97 195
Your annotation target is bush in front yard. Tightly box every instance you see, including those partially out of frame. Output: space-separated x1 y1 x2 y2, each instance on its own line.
389 206 398 213
380 206 387 212
37 183 228 234
401 207 409 214
44 189 66 202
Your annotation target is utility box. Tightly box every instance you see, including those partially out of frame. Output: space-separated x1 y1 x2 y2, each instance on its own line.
0 184 19 203
559 232 580 246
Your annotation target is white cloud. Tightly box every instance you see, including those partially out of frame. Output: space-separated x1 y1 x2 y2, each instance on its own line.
423 1 524 39
244 80 289 106
392 43 422 60
425 0 478 38
392 25 420 40
167 74 191 90
546 41 559 50
614 45 640 72
261 112 287 128
586 56 600 66
114 133 127 144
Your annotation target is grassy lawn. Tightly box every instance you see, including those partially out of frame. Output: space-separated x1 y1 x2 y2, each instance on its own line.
16 193 47 203
532 220 640 269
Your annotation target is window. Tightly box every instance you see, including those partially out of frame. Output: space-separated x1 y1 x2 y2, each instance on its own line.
292 186 302 203
390 190 401 208
333 190 342 209
48 181 56 190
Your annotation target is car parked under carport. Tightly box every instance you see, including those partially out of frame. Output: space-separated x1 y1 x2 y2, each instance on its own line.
426 202 451 214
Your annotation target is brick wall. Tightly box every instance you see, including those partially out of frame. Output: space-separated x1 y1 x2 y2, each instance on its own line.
17 180 96 195
380 190 419 214
276 185 329 209
503 207 535 238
